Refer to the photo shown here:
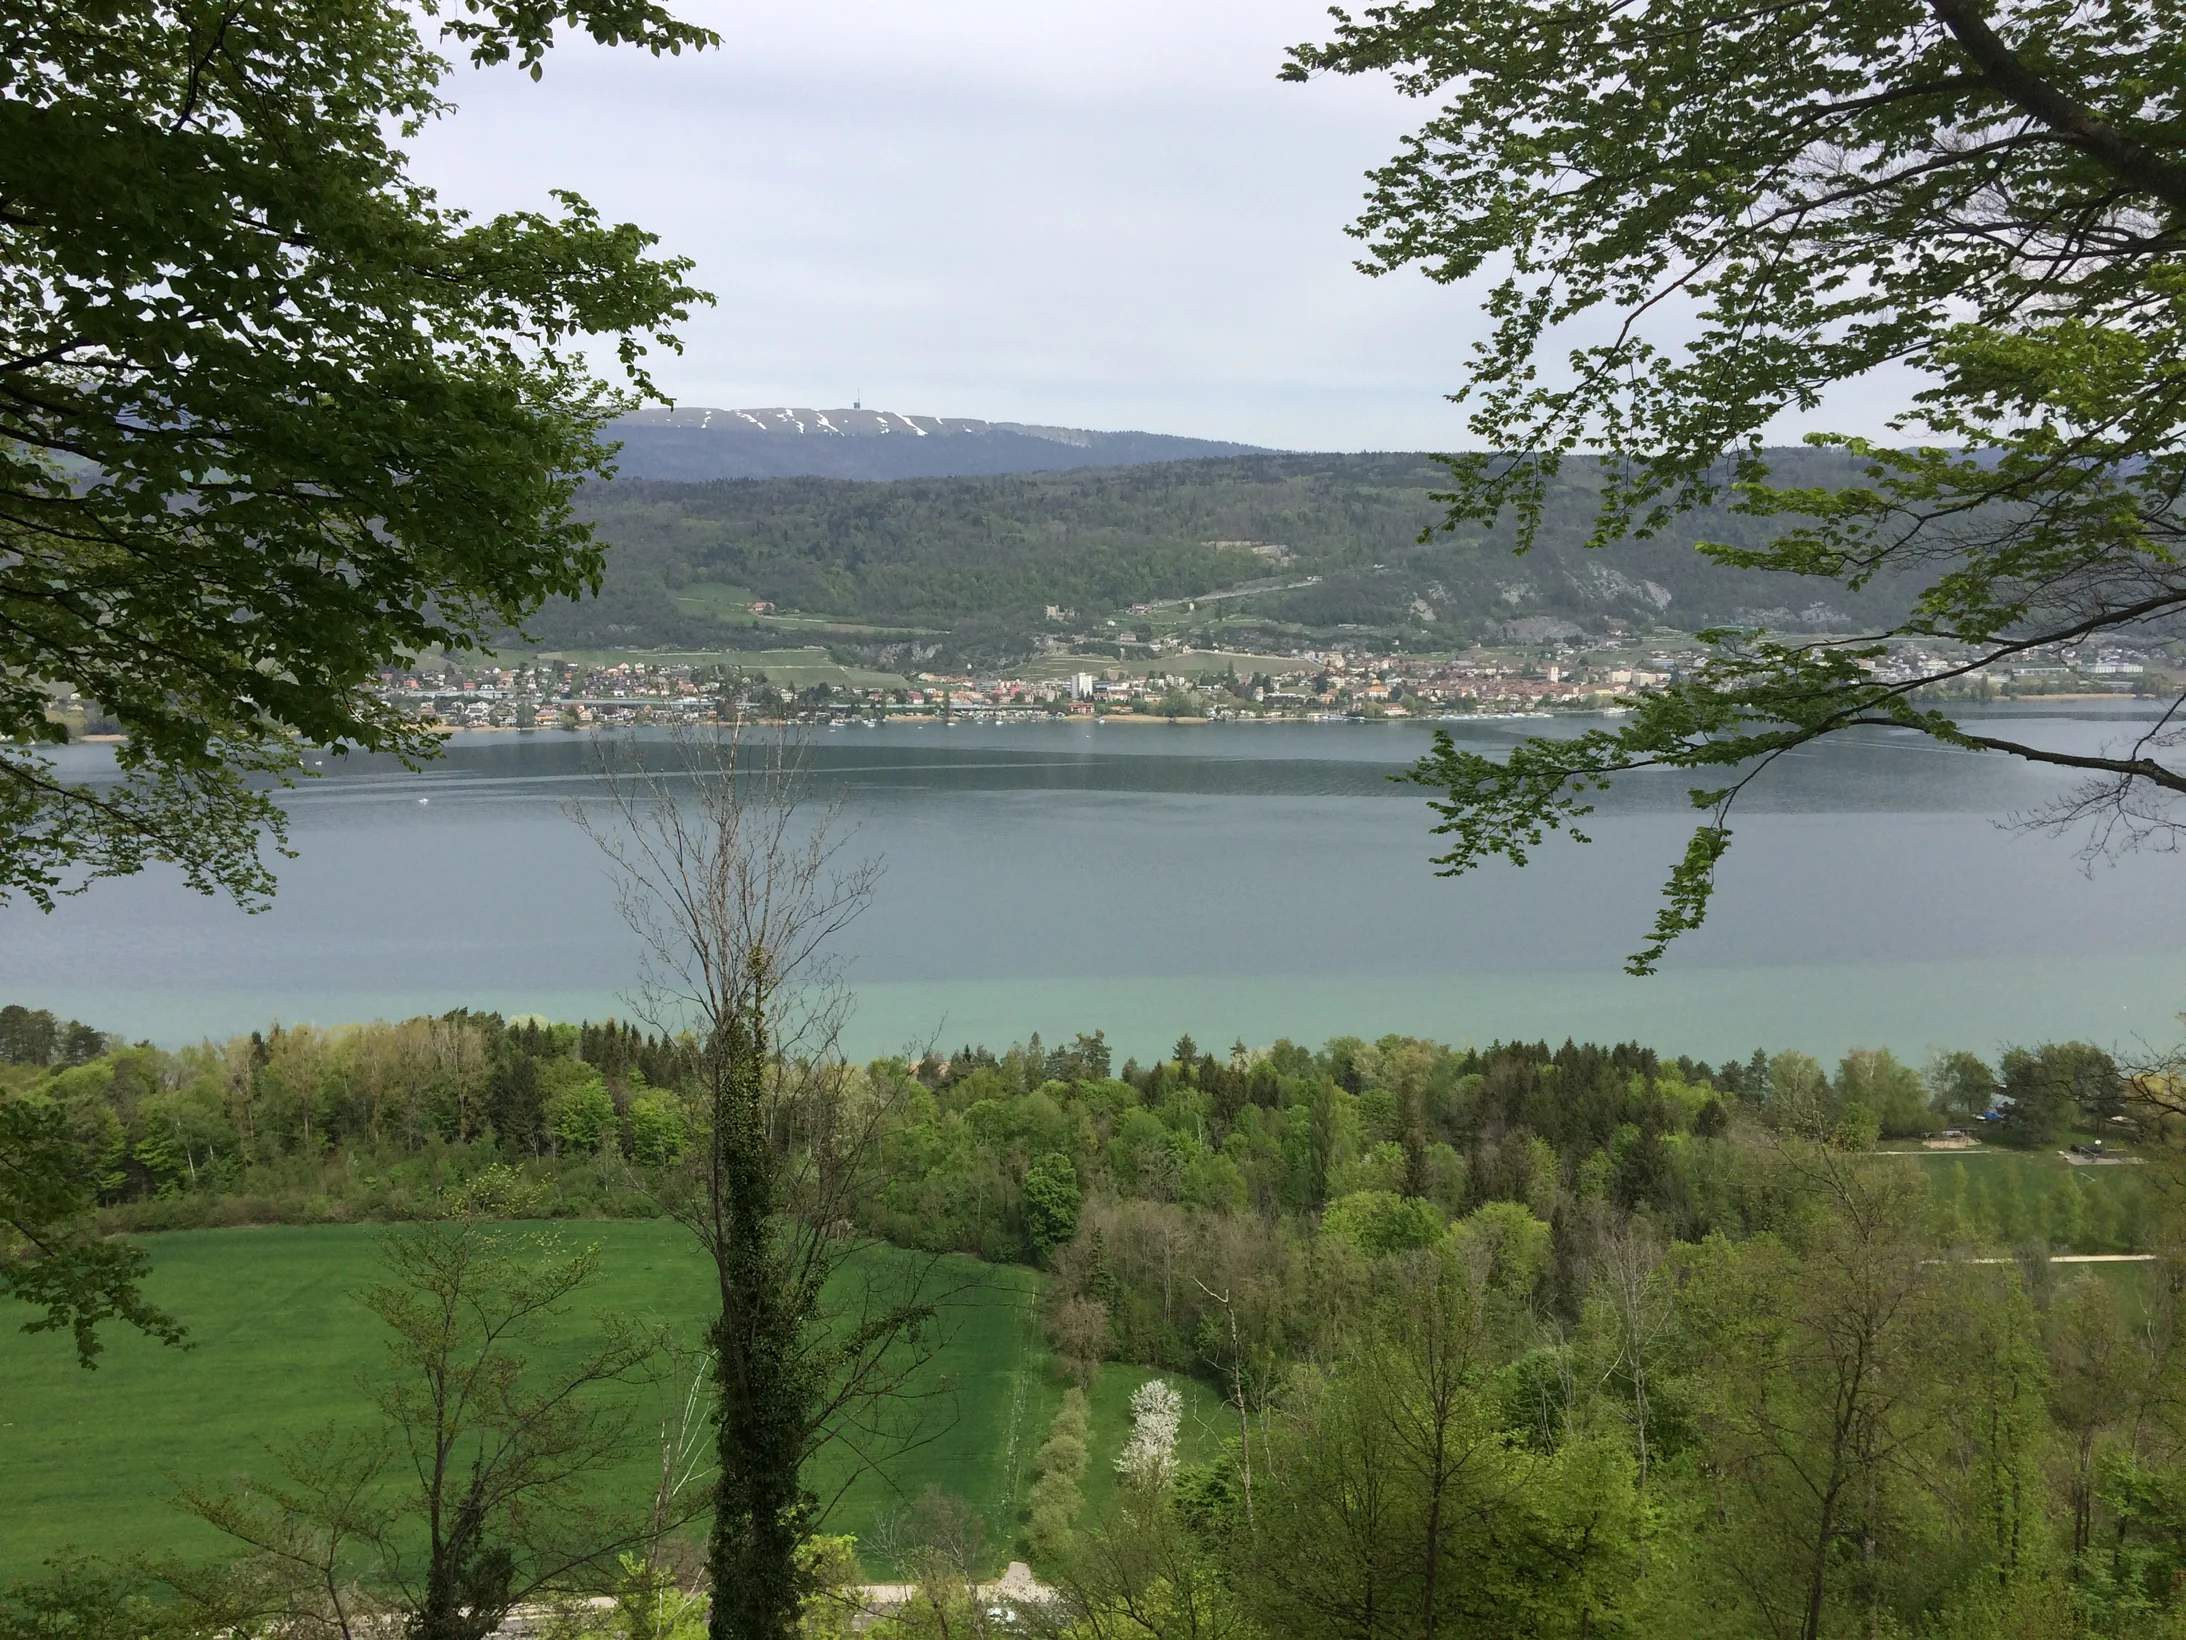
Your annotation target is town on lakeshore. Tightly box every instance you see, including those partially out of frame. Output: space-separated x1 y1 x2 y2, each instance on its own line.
334 633 2173 732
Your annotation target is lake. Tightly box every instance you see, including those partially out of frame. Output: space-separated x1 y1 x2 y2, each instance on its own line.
5 707 2184 1069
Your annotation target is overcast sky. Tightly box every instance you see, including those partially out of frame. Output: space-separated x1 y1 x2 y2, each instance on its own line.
408 0 1911 452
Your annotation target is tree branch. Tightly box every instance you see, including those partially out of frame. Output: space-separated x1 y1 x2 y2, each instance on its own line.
1928 0 2186 216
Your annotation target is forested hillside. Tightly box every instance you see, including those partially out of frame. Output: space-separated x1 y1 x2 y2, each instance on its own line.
523 449 1920 656
9 1001 2180 1637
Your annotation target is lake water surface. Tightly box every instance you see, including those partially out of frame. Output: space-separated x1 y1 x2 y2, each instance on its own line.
6 708 2185 1067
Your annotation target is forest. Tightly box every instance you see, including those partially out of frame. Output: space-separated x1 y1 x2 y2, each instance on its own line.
6 1000 2184 1639
529 449 1923 658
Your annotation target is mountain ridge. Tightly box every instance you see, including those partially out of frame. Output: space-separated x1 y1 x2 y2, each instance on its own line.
605 405 1276 482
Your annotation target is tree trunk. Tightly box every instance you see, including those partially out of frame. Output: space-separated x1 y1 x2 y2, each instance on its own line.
707 1011 810 1640
1803 1480 1843 1640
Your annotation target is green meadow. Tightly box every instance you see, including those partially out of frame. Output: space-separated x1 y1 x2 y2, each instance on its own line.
1893 1145 2163 1251
14 1159 2125 1586
0 1224 1216 1579
527 645 914 689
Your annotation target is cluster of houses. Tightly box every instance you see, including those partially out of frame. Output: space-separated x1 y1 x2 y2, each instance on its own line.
371 635 2174 730
379 661 712 728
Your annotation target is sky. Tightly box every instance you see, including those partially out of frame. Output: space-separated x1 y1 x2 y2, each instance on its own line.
407 0 1914 452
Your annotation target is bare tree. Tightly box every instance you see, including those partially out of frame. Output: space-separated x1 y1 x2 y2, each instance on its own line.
1192 1280 1253 1529
573 727 944 1640
609 1338 718 1640
1587 1214 1674 1503
1046 1294 1112 1389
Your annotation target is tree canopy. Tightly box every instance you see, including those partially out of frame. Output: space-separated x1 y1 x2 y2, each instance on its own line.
0 0 713 912
1 1089 187 1367
1288 0 2186 967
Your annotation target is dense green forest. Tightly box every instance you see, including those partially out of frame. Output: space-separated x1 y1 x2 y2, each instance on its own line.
529 450 1921 658
0 1004 2133 1260
9 1001 2186 1639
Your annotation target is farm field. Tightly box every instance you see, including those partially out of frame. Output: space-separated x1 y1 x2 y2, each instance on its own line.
667 585 943 637
0 1223 1216 1579
1015 648 1303 683
540 646 912 689
1893 1145 2162 1251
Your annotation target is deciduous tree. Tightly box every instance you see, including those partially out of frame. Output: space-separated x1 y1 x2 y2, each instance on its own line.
182 1220 662 1640
1289 1 2186 967
576 729 941 1640
1927 1049 1998 1129
0 1088 186 1366
1 0 711 909
1676 1146 2034 1639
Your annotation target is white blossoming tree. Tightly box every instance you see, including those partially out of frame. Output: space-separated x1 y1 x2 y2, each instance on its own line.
1115 1380 1183 1492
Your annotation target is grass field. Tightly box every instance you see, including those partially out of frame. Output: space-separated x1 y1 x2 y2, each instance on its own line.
1015 648 1303 683
0 1224 1217 1579
518 646 914 689
1891 1145 2162 1251
667 587 943 639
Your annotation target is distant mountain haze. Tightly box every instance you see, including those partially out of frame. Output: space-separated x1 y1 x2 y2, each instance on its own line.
604 405 1275 482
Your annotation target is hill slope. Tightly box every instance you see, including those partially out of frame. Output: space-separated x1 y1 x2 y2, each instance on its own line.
606 406 1273 482
522 450 1915 657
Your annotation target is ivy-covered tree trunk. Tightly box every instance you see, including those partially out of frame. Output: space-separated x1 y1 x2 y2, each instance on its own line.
575 730 937 1640
706 1004 813 1640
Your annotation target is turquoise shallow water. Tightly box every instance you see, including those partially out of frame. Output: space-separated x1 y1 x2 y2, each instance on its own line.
5 710 2184 1065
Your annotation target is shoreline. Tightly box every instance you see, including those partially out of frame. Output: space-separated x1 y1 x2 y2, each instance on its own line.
69 693 2161 747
